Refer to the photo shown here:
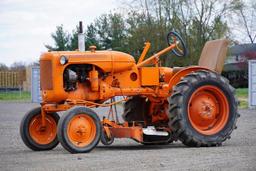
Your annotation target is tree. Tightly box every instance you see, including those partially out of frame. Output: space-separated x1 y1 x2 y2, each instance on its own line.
45 25 70 51
121 0 231 66
69 26 79 50
10 61 26 71
85 24 100 49
95 13 127 51
0 63 8 71
95 14 112 49
231 0 256 43
46 0 241 67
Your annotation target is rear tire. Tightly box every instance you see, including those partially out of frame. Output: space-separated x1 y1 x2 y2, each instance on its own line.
123 96 174 145
122 96 149 122
168 70 239 147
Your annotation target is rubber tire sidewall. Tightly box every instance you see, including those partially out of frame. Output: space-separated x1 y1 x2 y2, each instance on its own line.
168 71 238 146
20 107 59 151
122 96 149 122
57 106 101 153
182 80 237 143
100 128 114 145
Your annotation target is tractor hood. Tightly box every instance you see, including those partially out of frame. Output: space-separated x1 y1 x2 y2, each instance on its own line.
40 50 136 73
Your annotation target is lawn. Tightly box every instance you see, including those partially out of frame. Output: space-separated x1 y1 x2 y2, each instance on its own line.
236 88 248 109
0 91 31 101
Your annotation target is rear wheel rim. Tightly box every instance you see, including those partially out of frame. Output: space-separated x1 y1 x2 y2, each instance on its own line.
188 85 229 135
29 114 57 145
67 114 96 147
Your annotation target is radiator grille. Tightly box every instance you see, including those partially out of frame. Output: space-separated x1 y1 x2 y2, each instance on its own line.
40 60 53 90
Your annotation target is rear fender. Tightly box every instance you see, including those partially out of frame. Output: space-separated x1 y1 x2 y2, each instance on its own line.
168 66 212 91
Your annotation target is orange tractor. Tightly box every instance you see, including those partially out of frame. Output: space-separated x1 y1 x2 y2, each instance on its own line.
20 31 239 153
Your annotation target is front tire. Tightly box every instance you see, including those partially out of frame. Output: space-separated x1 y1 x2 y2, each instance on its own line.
57 106 101 153
20 107 59 151
168 70 239 147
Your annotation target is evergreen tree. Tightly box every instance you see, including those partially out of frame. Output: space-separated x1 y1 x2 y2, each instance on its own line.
45 25 70 51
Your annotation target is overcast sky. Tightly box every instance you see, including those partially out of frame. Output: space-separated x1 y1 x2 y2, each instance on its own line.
0 0 119 66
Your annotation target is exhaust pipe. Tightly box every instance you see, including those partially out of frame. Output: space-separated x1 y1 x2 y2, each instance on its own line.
78 21 85 51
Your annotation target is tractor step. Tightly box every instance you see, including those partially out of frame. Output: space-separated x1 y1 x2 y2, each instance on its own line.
142 126 169 136
142 126 171 144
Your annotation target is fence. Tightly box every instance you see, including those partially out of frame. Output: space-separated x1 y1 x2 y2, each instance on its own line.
0 71 20 90
0 71 30 101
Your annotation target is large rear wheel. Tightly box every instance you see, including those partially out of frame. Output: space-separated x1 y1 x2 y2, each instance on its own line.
168 70 239 147
122 96 148 122
123 96 174 145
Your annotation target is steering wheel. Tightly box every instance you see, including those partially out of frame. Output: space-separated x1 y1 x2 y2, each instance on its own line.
167 31 188 57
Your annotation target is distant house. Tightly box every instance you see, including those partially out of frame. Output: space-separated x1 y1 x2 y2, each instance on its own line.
222 43 256 88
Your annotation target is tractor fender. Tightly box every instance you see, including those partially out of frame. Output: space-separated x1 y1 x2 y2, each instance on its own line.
168 66 212 90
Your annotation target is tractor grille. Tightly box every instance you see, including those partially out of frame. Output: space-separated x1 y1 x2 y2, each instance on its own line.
40 60 53 90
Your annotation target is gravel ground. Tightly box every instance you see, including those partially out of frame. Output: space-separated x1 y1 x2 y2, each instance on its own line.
0 102 255 171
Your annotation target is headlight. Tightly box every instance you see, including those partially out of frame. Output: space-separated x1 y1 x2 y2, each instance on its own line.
60 56 68 65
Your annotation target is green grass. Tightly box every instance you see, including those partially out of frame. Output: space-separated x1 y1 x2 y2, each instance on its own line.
236 88 248 109
0 91 31 101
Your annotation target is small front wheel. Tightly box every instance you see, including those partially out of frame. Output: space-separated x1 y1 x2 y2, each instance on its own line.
20 107 59 151
101 127 114 145
57 106 101 153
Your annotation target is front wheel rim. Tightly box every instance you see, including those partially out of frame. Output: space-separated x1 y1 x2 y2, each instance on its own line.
29 114 57 145
188 85 229 135
67 114 97 147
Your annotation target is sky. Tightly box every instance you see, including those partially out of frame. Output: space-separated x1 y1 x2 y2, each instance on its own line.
0 0 119 66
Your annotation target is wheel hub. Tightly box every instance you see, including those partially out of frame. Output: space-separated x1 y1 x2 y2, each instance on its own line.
29 115 57 145
76 125 87 135
199 100 216 120
188 85 229 135
67 114 96 147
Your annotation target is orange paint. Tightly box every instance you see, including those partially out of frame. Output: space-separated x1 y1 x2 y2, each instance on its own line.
29 114 57 145
39 43 202 131
102 118 143 142
188 85 229 135
67 114 97 147
137 42 151 64
168 66 211 90
139 67 159 86
35 33 230 150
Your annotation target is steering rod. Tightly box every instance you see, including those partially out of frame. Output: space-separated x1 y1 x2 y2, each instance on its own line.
136 43 176 68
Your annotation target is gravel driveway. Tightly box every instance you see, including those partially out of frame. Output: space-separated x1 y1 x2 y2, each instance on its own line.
0 102 255 171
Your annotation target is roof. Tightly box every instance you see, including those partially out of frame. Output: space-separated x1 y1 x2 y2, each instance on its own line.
229 43 256 56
